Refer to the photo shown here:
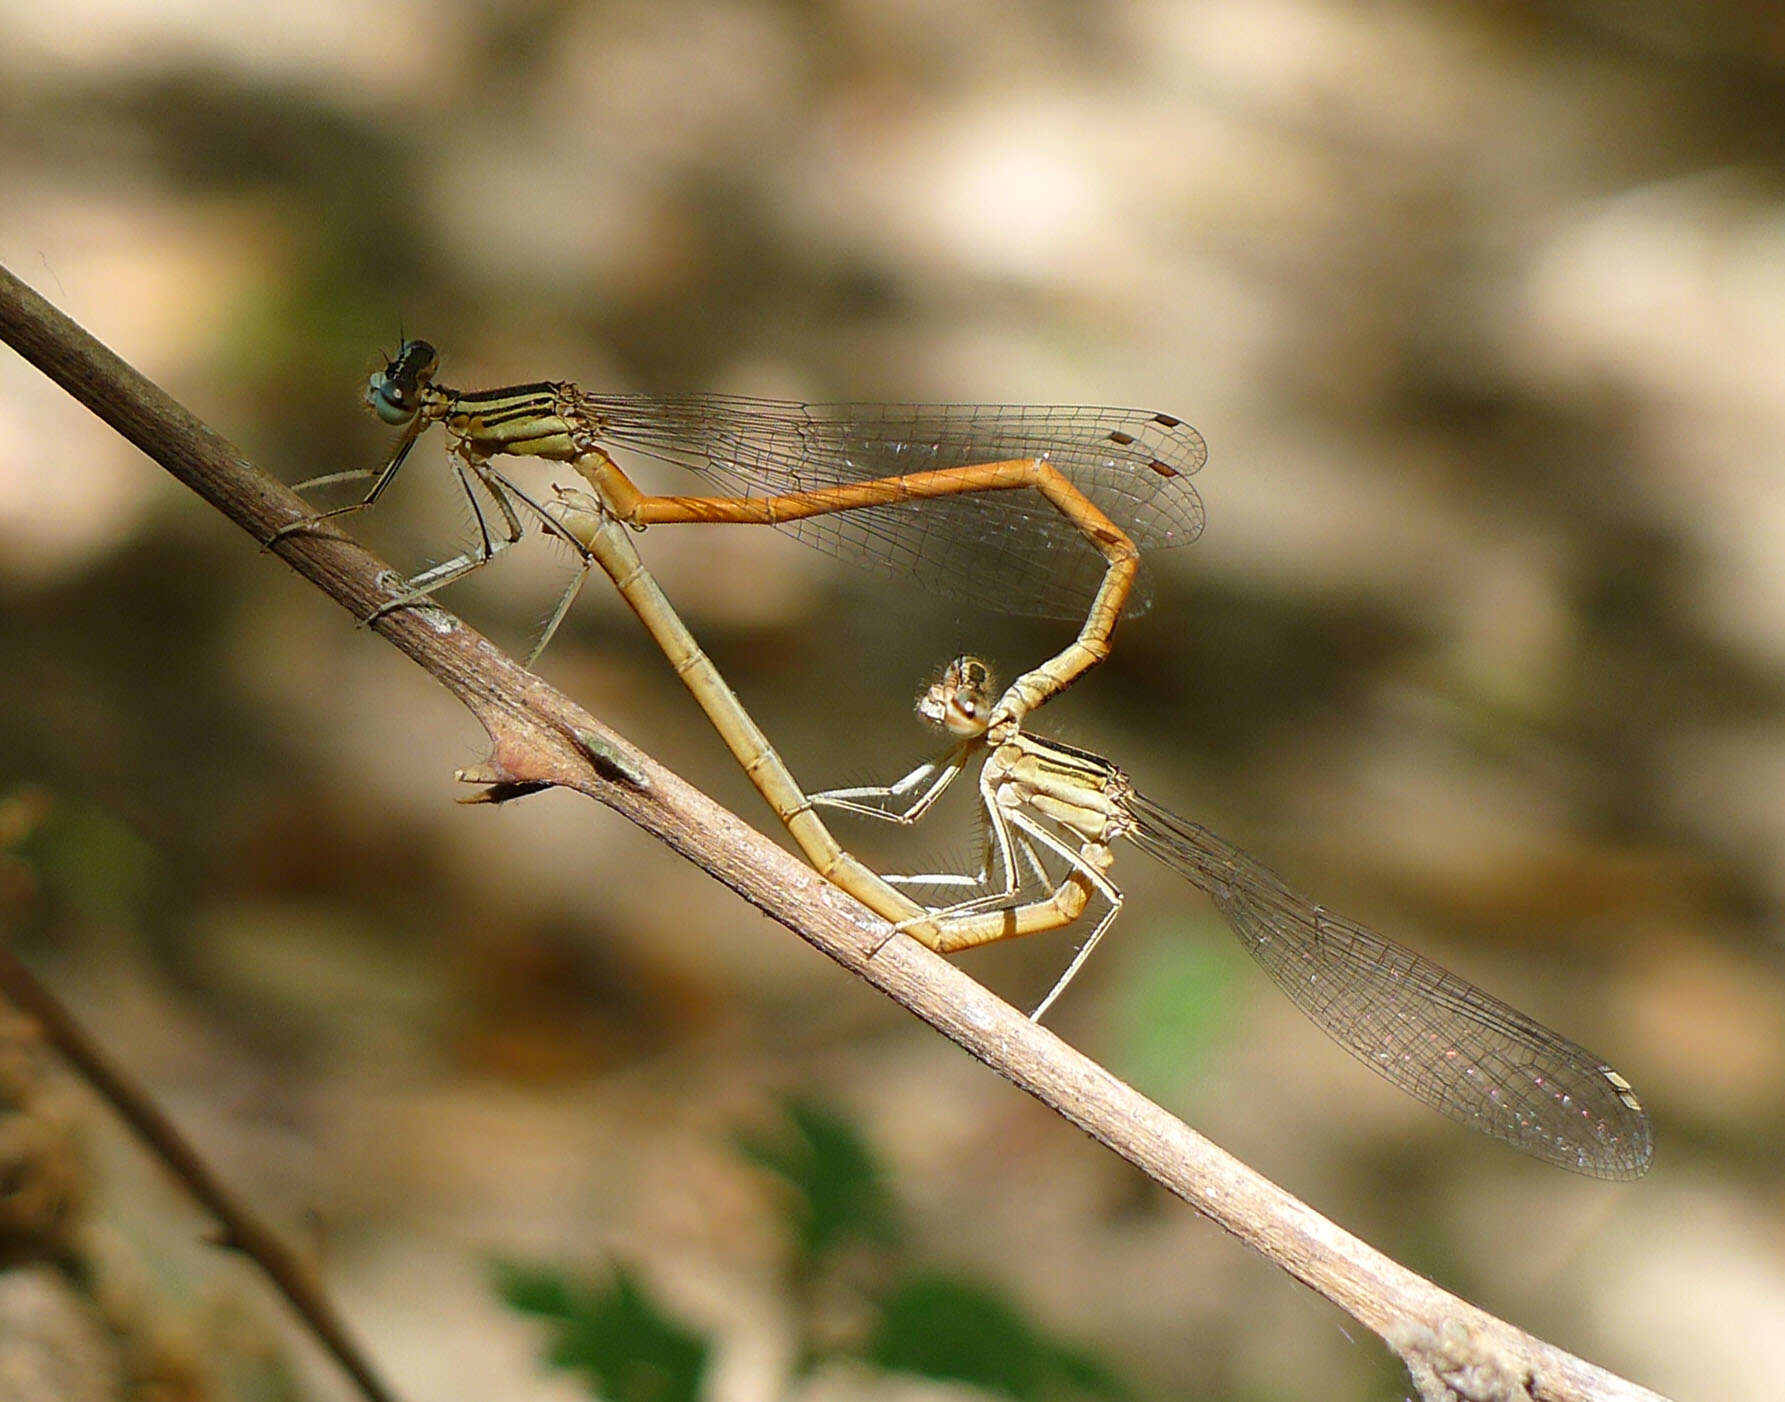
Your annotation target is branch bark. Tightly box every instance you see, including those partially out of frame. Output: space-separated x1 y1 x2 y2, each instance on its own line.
0 263 1669 1402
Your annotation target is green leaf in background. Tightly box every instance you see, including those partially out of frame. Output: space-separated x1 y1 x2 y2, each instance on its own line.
22 796 171 929
491 1260 709 1402
735 1098 901 1266
868 1274 1127 1401
1112 921 1246 1101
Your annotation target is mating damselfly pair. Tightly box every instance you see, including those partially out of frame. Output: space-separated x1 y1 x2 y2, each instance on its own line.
279 340 1651 1179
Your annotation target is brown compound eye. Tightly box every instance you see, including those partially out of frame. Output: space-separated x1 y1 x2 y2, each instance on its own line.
924 655 995 737
916 655 994 733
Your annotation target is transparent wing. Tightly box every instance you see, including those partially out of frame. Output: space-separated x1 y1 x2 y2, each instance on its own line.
1122 791 1652 1179
574 394 1207 621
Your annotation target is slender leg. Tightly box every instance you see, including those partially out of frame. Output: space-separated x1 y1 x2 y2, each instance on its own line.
364 456 594 631
815 760 1039 894
810 749 974 824
877 769 1107 955
267 410 431 546
365 457 525 610
1003 810 1123 1019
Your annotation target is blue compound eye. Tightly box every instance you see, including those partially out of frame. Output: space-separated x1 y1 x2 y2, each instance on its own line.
365 370 414 423
365 339 439 423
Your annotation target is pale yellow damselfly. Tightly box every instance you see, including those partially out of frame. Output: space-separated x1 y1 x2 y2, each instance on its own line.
813 657 1653 1180
288 342 1205 946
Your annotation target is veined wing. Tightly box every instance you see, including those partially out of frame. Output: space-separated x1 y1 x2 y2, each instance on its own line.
573 394 1207 621
1122 790 1652 1179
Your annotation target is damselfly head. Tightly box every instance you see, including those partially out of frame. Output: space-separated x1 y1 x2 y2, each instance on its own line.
365 339 440 425
917 655 996 737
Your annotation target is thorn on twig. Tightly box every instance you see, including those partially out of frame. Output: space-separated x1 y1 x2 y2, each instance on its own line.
452 725 646 803
455 756 549 803
455 778 552 805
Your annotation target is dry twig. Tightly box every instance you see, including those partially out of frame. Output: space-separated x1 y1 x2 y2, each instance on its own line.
0 263 1667 1402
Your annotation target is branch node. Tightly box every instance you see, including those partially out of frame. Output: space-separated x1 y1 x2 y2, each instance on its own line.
570 727 651 788
1390 1317 1532 1402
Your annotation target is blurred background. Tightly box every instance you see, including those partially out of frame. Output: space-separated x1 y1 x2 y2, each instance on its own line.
3 1 1783 1399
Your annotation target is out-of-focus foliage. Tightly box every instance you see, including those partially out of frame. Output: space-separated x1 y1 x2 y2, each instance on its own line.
493 1262 710 1402
500 1101 1132 1402
734 1097 902 1267
1111 919 1247 1101
867 1276 1128 1402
